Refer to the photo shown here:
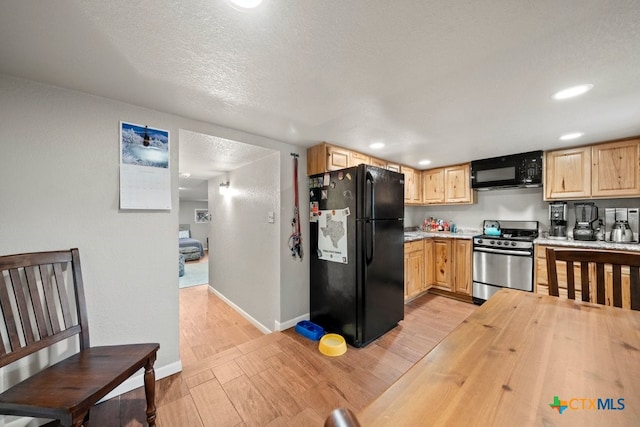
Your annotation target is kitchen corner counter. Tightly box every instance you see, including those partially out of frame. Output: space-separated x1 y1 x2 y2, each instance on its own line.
404 230 477 242
535 237 640 252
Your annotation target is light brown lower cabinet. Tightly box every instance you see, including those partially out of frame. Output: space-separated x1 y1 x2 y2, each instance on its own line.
535 245 634 309
432 239 453 291
453 239 472 295
404 240 425 301
404 238 472 302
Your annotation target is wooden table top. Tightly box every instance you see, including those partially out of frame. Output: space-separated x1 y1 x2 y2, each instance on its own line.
358 289 640 426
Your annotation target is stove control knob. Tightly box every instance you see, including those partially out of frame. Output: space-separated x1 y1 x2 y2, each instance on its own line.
477 239 483 244
490 240 495 244
496 241 502 245
511 241 517 247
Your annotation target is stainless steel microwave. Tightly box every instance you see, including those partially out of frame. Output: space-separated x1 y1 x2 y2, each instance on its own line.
471 151 543 190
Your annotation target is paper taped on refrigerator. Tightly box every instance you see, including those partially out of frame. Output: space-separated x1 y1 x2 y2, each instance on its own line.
317 208 350 263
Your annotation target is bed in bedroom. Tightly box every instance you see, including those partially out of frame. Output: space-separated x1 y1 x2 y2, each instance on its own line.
179 224 205 261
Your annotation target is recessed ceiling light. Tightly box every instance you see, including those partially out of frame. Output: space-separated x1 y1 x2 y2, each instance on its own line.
180 172 191 178
228 0 263 8
552 84 593 100
559 132 584 141
419 159 432 166
179 187 186 190
369 142 385 150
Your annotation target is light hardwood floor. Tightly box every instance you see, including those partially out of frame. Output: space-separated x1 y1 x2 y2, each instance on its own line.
82 285 476 426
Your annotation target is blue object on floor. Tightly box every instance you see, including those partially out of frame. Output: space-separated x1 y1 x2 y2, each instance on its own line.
295 320 325 341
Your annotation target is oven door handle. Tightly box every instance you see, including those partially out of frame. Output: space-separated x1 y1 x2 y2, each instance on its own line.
474 246 532 256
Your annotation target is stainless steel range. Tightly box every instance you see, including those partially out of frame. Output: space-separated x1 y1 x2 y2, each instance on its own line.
472 220 539 305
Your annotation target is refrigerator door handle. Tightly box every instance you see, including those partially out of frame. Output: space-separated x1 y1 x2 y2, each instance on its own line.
364 171 375 219
365 171 375 265
366 220 375 265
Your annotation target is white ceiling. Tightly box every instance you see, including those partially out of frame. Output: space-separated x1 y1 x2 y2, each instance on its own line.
178 130 276 201
2 0 640 199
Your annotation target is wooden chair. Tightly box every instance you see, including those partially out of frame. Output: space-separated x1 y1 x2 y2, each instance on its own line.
545 247 640 310
0 249 160 426
324 408 361 427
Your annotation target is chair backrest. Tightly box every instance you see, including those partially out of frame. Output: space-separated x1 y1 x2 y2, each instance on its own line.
546 247 640 310
0 248 89 367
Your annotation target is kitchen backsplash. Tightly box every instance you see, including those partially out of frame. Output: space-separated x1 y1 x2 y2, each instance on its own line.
404 187 640 234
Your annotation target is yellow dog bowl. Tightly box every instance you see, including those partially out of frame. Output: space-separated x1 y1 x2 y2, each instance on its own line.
318 333 347 357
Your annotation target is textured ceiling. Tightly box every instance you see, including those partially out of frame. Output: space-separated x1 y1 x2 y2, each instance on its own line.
1 0 640 198
178 130 275 200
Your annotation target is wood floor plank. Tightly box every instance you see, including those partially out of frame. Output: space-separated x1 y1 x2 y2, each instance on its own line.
211 360 245 384
266 352 320 396
235 342 284 377
86 394 121 427
155 395 204 427
300 380 355 422
236 330 286 354
118 386 147 427
250 368 304 418
223 375 280 427
155 373 190 407
190 378 242 426
181 346 243 378
284 407 325 427
184 369 215 389
84 288 476 426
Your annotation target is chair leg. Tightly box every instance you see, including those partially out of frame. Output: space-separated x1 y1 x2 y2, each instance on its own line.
144 353 158 426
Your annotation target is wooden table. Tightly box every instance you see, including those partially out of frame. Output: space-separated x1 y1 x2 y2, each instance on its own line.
358 289 640 426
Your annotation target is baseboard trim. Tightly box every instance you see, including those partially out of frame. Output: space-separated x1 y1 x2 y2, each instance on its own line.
3 360 183 427
208 286 272 334
275 312 309 331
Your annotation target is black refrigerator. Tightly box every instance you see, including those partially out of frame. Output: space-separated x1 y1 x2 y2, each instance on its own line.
309 164 404 348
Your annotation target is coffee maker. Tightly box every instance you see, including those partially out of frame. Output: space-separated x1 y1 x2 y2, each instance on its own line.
548 202 567 239
573 202 598 241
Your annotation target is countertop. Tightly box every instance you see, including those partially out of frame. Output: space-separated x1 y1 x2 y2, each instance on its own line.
405 232 640 252
404 230 477 242
535 237 640 252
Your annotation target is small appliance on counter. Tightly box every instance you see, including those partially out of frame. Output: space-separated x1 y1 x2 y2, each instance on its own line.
604 207 639 243
548 202 567 240
573 202 598 241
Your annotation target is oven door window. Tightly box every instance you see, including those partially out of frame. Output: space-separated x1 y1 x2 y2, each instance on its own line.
472 250 533 291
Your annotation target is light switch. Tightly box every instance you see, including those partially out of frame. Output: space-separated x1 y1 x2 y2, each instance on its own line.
267 211 275 223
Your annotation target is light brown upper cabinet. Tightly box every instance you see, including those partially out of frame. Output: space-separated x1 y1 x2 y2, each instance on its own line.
370 157 387 169
544 146 591 200
386 163 401 173
307 143 350 175
545 138 640 200
591 139 640 198
307 142 399 176
422 168 445 204
422 163 474 205
401 166 422 205
349 151 370 167
326 145 351 170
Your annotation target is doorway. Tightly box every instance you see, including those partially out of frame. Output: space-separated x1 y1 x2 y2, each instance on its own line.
178 128 280 331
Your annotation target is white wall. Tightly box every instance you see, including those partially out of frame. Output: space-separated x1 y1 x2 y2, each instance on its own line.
0 74 311 424
405 187 640 235
209 153 280 331
179 200 209 247
405 188 548 232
